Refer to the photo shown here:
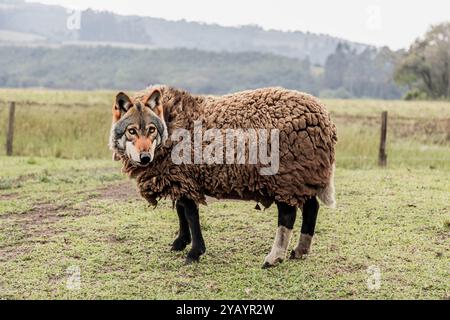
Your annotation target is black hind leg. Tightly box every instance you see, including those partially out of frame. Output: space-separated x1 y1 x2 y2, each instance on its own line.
290 197 319 259
171 201 191 251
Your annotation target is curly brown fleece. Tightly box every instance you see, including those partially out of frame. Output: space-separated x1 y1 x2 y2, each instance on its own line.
121 86 337 208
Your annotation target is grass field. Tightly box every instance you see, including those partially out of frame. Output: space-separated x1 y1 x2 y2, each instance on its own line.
0 88 449 169
0 89 449 299
0 157 448 299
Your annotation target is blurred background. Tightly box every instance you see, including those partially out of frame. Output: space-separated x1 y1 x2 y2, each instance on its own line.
0 0 449 168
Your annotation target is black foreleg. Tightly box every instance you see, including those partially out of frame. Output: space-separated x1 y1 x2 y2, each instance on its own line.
178 197 206 264
171 201 192 251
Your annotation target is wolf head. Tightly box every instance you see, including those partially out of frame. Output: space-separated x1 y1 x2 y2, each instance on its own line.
109 88 168 166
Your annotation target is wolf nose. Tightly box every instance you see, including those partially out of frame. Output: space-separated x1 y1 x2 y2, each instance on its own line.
140 153 151 164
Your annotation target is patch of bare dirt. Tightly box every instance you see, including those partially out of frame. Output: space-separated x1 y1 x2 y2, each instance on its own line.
0 181 145 260
0 192 18 200
22 203 74 222
0 245 32 262
0 202 84 259
95 181 142 201
4 202 93 239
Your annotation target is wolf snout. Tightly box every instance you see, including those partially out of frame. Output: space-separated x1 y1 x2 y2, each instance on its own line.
139 152 152 165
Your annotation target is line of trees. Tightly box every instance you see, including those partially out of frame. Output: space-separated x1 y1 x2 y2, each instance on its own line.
395 22 450 100
0 44 405 99
323 44 402 99
323 22 450 100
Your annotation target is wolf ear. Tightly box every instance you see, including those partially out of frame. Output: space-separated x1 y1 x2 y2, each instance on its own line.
113 92 132 121
144 89 164 119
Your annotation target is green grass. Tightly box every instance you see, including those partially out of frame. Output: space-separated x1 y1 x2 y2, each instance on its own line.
0 156 448 299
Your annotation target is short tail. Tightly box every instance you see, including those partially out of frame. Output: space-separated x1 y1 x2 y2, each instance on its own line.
317 163 336 208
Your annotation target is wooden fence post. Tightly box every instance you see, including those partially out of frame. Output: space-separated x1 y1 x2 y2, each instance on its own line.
378 111 388 167
6 101 15 156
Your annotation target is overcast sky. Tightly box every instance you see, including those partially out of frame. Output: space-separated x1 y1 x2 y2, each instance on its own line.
29 0 449 49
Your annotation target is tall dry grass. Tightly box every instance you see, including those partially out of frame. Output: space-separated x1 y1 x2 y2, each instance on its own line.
0 89 449 169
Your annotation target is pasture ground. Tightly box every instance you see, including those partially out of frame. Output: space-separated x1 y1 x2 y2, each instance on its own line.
0 89 449 299
0 157 448 299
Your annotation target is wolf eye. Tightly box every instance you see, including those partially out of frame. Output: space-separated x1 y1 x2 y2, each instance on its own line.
128 128 137 135
148 127 156 134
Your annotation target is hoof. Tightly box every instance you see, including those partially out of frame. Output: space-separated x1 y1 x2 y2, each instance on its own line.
289 249 308 260
184 256 199 265
171 237 190 251
262 257 282 269
289 250 297 259
290 234 312 259
184 247 205 264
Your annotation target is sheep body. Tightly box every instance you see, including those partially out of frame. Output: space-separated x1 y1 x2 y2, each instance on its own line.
122 86 337 208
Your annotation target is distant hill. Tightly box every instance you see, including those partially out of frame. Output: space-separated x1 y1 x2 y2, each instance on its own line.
0 46 319 94
0 0 369 65
0 45 403 99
